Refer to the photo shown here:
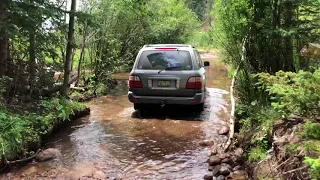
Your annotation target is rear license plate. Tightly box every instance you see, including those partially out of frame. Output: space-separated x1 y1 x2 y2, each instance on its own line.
158 81 171 87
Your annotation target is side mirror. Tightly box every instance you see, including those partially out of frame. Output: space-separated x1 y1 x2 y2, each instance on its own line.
204 61 210 67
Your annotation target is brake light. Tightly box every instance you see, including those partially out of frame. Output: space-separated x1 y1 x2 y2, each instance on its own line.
155 48 177 51
129 76 142 88
186 76 202 89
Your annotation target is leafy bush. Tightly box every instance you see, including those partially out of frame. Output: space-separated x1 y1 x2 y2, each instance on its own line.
303 123 320 140
236 69 320 137
304 156 320 180
0 98 85 161
41 98 85 120
260 69 320 117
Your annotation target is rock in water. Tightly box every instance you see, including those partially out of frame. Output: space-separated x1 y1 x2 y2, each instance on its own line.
218 126 229 135
208 165 214 172
208 156 221 166
36 148 61 162
221 157 232 164
212 165 221 176
199 140 214 147
210 146 218 155
203 174 213 180
219 153 231 159
219 164 231 176
217 175 225 180
93 171 107 179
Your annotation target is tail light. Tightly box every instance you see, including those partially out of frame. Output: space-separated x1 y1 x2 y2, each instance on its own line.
129 76 142 88
186 76 202 89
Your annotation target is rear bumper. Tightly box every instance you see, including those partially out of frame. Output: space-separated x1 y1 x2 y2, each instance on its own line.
128 91 205 105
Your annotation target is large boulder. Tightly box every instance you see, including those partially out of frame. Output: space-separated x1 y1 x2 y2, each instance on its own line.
208 156 221 166
35 148 61 162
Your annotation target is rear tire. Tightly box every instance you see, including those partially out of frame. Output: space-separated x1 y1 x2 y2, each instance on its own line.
134 103 142 110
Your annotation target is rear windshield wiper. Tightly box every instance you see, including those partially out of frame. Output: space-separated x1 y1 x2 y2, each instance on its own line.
158 66 181 74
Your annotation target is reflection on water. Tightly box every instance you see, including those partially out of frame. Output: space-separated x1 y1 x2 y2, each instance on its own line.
3 53 231 180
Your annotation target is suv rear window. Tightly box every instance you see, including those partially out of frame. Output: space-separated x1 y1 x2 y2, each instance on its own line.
137 50 193 70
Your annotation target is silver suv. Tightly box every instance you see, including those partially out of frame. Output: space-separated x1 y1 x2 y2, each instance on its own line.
128 44 210 111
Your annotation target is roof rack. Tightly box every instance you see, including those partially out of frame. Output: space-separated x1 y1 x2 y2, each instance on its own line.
143 44 195 48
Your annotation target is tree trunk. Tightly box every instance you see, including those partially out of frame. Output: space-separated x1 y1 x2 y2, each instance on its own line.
75 24 87 86
71 49 75 71
0 0 9 77
283 0 295 72
61 0 76 96
28 30 36 86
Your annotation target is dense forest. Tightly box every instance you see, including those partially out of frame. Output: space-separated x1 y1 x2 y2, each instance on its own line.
0 0 319 179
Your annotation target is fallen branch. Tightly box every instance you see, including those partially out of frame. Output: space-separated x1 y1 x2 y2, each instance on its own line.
223 65 239 152
223 37 247 152
282 166 308 175
5 149 41 165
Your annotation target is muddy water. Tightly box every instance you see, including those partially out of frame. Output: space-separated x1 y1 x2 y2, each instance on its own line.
4 53 231 180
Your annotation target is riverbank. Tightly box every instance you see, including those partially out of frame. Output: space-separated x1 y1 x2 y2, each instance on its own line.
0 98 90 171
201 69 320 180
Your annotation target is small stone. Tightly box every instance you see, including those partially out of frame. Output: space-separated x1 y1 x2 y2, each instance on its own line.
203 174 213 180
230 171 248 179
219 165 231 176
210 146 218 155
217 175 225 180
221 163 232 170
208 156 221 166
233 165 242 171
199 140 214 147
35 148 61 162
219 153 231 159
230 155 239 164
221 157 231 164
208 165 214 171
218 126 229 135
234 148 244 158
212 165 221 176
93 171 107 179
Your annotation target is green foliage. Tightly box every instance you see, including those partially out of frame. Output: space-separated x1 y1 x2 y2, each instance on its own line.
304 156 320 180
41 98 85 120
0 98 85 161
184 0 211 21
212 0 320 73
248 147 267 163
0 76 12 107
187 30 215 49
303 123 320 140
261 70 320 117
